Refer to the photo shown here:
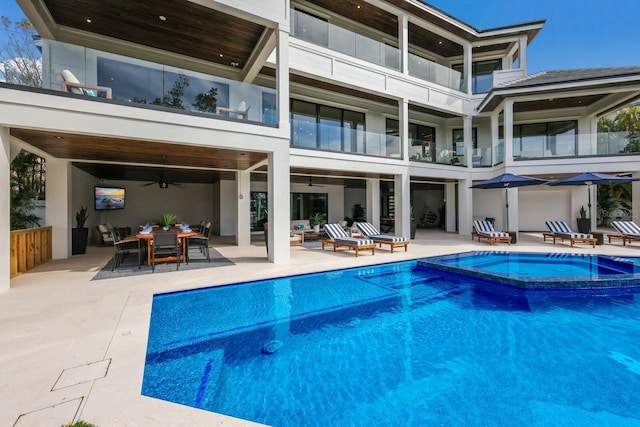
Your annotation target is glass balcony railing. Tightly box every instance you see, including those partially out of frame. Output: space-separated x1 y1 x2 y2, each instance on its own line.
408 53 463 92
495 141 504 164
593 131 640 155
513 132 640 160
41 40 277 125
292 9 400 71
291 120 401 158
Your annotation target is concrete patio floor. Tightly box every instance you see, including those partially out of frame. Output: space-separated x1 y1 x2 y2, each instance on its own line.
3 228 640 426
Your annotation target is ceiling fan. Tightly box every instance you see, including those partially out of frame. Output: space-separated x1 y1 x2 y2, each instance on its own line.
307 177 324 187
143 174 182 189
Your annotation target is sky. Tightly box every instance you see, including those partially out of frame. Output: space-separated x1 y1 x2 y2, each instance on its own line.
1 0 639 73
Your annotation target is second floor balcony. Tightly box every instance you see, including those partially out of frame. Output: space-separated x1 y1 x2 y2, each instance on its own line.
38 41 278 126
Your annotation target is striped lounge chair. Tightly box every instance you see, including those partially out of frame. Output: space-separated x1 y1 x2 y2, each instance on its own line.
611 221 640 245
472 220 511 245
354 222 409 253
322 223 376 257
544 220 596 248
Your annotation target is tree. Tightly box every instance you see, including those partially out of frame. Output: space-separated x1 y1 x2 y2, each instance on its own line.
0 16 42 87
152 74 189 109
10 152 43 230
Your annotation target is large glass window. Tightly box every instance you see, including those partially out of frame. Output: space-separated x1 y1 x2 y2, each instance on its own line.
291 193 328 221
262 92 277 125
512 120 577 159
388 119 436 162
452 128 478 151
452 59 502 94
250 192 268 231
290 100 365 154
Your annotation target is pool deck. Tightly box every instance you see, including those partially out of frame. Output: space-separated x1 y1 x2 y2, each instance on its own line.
4 229 640 426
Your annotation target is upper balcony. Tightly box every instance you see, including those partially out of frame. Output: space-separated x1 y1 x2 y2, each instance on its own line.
291 8 463 93
36 41 278 126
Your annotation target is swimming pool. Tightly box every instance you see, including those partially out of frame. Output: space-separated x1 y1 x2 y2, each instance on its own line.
143 260 640 426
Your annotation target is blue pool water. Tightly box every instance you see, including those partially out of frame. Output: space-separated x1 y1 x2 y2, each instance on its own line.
420 251 640 289
143 259 640 426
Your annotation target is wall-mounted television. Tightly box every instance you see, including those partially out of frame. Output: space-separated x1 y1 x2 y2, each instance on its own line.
95 186 125 210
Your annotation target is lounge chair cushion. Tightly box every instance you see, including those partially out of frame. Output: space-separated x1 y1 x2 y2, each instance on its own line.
355 222 407 242
473 220 509 237
545 220 593 238
611 221 640 237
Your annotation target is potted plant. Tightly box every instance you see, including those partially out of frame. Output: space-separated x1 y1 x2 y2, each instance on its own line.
309 212 325 233
159 213 177 231
576 205 590 234
72 205 89 255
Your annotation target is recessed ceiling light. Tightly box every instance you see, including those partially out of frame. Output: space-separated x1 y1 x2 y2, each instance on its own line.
438 40 443 45
54 136 63 139
86 18 92 23
159 15 167 21
357 5 361 8
219 54 224 57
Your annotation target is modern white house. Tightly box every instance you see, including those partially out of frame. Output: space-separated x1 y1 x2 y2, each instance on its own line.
2 0 640 290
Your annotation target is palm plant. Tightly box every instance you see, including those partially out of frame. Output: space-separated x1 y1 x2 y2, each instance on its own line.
159 213 177 227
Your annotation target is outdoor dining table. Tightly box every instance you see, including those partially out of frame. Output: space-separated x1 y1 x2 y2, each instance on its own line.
136 227 197 266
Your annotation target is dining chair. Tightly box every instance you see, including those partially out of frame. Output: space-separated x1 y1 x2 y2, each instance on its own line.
151 232 181 272
109 230 142 271
187 221 212 262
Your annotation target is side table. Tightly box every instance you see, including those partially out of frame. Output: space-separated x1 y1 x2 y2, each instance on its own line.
591 231 604 245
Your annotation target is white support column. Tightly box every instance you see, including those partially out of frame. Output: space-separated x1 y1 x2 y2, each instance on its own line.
464 43 473 95
366 178 381 230
267 146 290 263
463 115 472 168
519 35 528 74
394 172 411 238
45 158 71 259
503 100 514 166
445 182 456 233
276 27 290 131
236 170 251 246
400 99 409 161
458 178 473 235
633 172 640 226
0 127 10 291
399 13 409 75
490 111 499 166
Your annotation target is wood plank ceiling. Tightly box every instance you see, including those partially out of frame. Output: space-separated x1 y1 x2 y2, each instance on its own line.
43 0 266 69
11 128 266 183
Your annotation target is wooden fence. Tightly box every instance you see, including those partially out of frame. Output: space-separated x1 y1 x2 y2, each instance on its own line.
10 226 52 278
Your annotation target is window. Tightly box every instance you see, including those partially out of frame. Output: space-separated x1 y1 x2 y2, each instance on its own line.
291 193 328 221
388 119 436 161
452 128 478 151
262 92 277 125
250 192 268 231
512 121 577 159
290 100 365 153
452 59 502 94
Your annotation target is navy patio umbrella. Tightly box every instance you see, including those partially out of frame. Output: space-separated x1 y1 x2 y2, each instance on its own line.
470 173 548 231
546 172 639 221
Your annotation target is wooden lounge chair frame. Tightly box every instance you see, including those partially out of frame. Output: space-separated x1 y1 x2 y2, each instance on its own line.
321 223 376 257
472 220 511 246
321 239 375 257
544 221 596 248
354 222 409 253
610 221 640 246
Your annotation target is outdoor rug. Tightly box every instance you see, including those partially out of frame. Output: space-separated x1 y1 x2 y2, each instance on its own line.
92 247 235 280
